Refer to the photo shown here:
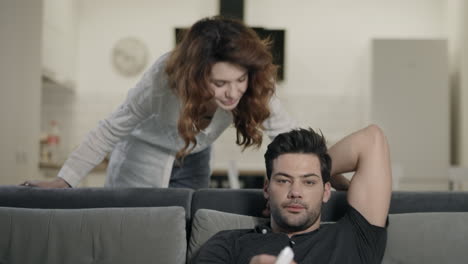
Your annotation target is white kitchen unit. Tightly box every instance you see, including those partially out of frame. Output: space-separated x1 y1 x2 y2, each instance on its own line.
0 1 43 184
371 39 450 190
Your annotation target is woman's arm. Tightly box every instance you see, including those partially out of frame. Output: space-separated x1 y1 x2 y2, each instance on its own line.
24 53 171 188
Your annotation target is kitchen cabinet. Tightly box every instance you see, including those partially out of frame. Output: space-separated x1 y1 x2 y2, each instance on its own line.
371 39 449 190
0 1 42 184
42 0 77 90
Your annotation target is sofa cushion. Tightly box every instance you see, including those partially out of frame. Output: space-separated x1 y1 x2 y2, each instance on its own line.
188 209 269 260
189 209 468 264
383 212 468 264
191 189 268 218
0 206 187 264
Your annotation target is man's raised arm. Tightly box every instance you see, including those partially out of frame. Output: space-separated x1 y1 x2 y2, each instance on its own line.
328 125 392 227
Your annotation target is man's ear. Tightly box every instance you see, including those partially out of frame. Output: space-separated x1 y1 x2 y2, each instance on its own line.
263 178 270 200
322 182 332 203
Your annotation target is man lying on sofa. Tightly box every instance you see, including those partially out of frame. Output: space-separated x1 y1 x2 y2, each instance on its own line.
192 125 392 264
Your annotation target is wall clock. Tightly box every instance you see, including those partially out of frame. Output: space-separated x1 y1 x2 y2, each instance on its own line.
111 37 149 77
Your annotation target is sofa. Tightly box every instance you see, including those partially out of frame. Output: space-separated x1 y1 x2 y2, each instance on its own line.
0 186 467 264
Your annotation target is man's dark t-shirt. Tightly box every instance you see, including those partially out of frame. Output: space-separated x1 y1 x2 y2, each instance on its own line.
192 206 387 264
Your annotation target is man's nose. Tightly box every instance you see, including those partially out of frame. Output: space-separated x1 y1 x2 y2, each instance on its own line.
287 183 302 199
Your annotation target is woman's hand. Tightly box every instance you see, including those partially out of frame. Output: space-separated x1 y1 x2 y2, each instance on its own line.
20 177 71 188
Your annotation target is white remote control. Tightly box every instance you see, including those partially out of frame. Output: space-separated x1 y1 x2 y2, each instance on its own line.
275 246 294 264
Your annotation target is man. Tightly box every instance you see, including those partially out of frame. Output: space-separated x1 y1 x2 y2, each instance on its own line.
192 125 392 263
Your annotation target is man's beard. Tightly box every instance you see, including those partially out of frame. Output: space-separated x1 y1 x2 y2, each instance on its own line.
270 199 322 233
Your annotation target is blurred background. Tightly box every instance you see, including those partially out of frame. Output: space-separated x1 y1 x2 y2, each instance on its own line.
1 0 467 190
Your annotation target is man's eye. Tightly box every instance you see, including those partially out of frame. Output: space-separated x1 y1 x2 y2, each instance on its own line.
305 180 316 185
276 179 290 184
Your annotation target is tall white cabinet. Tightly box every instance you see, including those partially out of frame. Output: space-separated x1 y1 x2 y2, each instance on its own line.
0 1 43 184
371 39 450 190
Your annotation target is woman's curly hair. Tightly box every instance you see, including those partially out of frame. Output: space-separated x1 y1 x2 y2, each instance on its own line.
165 16 278 159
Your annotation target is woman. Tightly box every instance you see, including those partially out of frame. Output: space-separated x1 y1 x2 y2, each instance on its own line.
23 16 348 189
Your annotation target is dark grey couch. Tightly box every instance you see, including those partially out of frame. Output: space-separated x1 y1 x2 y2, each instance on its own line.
1 186 467 264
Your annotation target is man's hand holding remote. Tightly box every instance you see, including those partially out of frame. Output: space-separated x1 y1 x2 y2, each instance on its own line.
249 247 295 264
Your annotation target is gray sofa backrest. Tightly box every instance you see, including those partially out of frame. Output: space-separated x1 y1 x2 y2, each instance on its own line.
1 186 468 264
190 189 468 220
3 187 467 220
0 186 194 221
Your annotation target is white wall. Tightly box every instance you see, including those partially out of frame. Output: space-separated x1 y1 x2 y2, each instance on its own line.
68 0 218 152
214 0 448 172
0 0 42 184
53 0 455 187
